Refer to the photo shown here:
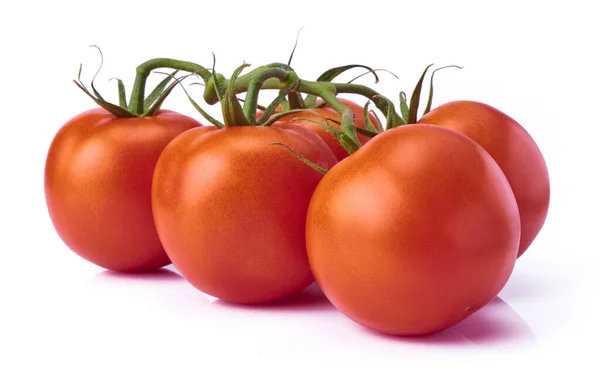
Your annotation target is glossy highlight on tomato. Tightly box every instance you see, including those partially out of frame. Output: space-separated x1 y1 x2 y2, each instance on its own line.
419 100 550 256
152 122 337 304
45 108 201 272
306 124 521 335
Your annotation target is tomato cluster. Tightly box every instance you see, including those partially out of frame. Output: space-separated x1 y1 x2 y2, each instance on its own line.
44 53 549 336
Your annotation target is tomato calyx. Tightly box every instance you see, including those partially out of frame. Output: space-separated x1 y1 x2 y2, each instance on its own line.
394 64 463 125
238 63 302 127
128 56 405 156
73 46 196 118
265 65 463 175
219 61 253 127
199 62 392 142
302 64 381 107
260 62 307 111
266 108 367 151
172 60 305 129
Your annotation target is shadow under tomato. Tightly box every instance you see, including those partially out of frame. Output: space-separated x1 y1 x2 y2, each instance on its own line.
212 282 334 312
93 267 183 282
88 266 211 311
498 266 562 301
361 296 535 347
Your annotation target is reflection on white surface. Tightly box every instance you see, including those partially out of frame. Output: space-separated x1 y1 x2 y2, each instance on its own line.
211 282 335 313
396 296 536 346
87 265 211 313
3 248 578 382
205 281 534 347
92 267 183 282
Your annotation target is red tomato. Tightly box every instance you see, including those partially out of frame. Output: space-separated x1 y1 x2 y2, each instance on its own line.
265 98 380 161
45 108 200 272
151 122 337 304
306 124 521 335
277 108 369 161
317 97 382 132
418 100 550 256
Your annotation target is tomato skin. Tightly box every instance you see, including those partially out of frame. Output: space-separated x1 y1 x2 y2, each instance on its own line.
306 124 520 336
276 98 380 161
277 108 362 161
418 100 550 256
318 97 381 132
44 108 201 272
151 122 337 304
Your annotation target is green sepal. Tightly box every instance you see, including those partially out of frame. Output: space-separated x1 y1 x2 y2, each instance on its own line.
89 45 107 102
338 133 361 154
210 54 225 103
74 64 137 118
269 142 327 175
290 116 341 126
355 126 378 138
279 99 290 112
304 64 379 106
362 101 378 133
287 91 305 110
237 97 266 111
222 62 251 127
143 70 179 110
348 68 399 84
257 80 300 125
408 63 434 124
141 73 195 117
293 117 360 154
399 91 409 122
373 96 401 130
286 27 304 66
372 109 384 131
423 65 463 116
109 78 128 108
294 117 344 140
263 108 326 127
340 120 361 149
177 81 224 128
315 64 380 83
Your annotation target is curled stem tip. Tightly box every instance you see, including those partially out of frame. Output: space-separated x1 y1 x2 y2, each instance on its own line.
287 27 305 66
88 45 105 98
423 64 464 116
348 68 399 84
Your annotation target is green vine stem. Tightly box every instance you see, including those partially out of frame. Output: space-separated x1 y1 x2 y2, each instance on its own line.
241 67 300 124
222 63 252 127
265 63 305 110
129 58 212 115
222 67 362 152
300 81 361 149
129 58 412 154
210 77 403 129
333 83 404 127
132 58 401 122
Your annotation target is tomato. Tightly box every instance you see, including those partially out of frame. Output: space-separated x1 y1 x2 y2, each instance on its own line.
44 108 200 272
306 124 520 336
151 122 337 304
274 98 380 161
317 97 382 132
418 100 550 256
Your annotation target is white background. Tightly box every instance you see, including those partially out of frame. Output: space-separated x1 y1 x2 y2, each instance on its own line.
1 0 598 380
